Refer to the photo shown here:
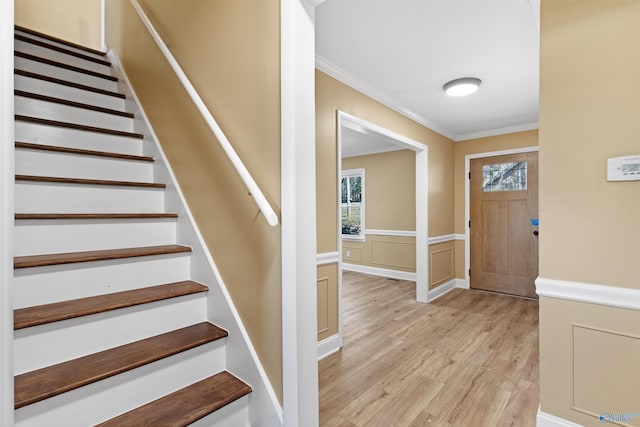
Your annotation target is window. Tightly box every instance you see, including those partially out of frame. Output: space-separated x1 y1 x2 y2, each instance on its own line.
482 161 527 192
341 169 365 240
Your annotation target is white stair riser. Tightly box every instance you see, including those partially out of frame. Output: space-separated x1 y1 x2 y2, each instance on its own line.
15 96 133 132
15 39 113 75
15 29 106 61
15 121 143 155
14 294 207 374
15 341 227 427
15 56 118 93
190 395 250 427
15 74 126 111
14 219 176 256
13 254 191 308
15 149 154 182
15 182 165 213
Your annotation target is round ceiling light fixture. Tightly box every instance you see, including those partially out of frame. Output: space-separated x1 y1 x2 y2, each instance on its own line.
443 77 482 97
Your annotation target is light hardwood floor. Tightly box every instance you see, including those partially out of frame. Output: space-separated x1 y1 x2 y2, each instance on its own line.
319 272 539 427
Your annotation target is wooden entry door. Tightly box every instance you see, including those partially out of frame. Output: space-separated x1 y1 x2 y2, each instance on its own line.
470 152 538 298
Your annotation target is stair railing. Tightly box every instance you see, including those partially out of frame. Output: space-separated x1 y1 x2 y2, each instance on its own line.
130 0 279 227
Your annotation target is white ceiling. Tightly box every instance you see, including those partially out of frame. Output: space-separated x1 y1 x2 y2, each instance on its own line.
341 121 405 158
316 0 540 142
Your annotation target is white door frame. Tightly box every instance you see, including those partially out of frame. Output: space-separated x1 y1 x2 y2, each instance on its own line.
0 0 15 424
337 111 429 309
464 146 539 289
281 0 320 425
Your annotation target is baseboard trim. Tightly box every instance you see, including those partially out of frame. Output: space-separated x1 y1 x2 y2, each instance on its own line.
455 278 469 290
428 278 458 301
317 334 341 360
536 277 640 311
342 263 416 282
537 409 583 427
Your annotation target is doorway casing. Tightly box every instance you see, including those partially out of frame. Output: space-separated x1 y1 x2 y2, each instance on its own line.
336 112 430 356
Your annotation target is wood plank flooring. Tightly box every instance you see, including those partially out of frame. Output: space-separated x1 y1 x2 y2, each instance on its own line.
319 272 539 427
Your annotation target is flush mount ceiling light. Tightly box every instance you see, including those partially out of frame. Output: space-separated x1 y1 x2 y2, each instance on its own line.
443 77 482 97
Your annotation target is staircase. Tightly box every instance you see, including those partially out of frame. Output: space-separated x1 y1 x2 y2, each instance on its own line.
12 26 256 426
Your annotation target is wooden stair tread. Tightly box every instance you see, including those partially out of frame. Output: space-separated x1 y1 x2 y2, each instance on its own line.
96 371 251 427
14 281 208 330
15 90 133 118
15 69 126 99
15 25 107 57
15 51 117 82
15 142 154 162
14 245 192 269
15 213 177 220
15 34 112 67
16 115 144 139
15 175 165 189
14 322 228 409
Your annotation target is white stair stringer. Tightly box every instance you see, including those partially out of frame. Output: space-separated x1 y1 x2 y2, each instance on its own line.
11 29 265 427
111 51 284 426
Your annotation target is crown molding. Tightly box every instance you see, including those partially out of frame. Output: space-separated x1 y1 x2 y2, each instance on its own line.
455 121 539 142
315 54 456 141
316 55 539 143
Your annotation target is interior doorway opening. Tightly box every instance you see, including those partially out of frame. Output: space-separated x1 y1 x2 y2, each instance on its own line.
335 111 431 347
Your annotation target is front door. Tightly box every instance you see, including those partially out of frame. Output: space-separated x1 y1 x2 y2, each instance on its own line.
470 152 538 298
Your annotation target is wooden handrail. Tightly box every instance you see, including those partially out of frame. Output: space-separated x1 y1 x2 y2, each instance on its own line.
129 0 279 226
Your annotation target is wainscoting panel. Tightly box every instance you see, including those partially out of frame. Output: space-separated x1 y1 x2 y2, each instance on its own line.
317 277 329 335
371 239 416 270
571 324 640 421
317 263 339 341
429 242 455 289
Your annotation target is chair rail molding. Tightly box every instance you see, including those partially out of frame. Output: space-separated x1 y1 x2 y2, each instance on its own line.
536 277 640 311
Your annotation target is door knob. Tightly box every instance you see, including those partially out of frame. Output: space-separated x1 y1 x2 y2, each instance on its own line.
533 230 539 236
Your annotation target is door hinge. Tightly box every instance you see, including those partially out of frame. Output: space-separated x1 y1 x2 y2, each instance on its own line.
468 269 471 277
468 172 471 180
468 220 471 228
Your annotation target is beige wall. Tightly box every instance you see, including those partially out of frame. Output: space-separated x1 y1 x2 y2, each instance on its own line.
105 0 283 401
340 150 454 288
316 70 455 255
539 0 640 424
15 0 102 49
316 70 455 340
343 150 416 231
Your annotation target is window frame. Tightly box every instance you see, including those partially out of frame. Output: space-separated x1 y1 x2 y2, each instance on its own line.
341 168 366 242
